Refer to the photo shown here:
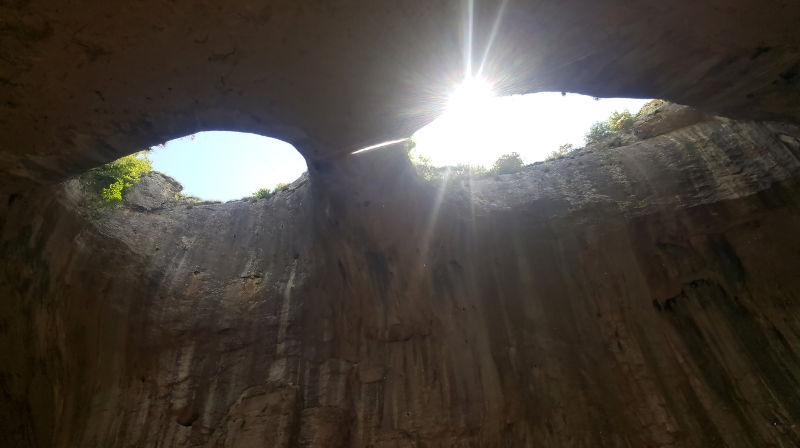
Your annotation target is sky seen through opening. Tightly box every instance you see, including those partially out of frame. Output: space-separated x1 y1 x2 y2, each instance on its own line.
150 93 650 201
413 91 649 167
148 132 307 202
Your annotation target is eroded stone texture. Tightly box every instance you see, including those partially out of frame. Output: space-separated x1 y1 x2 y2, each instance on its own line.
122 171 183 211
2 1 800 192
2 109 800 446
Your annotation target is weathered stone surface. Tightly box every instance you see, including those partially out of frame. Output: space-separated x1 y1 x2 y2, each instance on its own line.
2 108 800 446
2 1 800 192
632 101 712 140
122 171 183 211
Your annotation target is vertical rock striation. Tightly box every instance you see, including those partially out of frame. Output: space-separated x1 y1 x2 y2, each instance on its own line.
2 108 800 446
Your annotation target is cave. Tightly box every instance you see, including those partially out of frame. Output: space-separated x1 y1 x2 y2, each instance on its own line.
2 1 800 447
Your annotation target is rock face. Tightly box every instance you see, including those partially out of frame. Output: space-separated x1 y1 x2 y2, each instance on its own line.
2 108 800 446
122 172 183 211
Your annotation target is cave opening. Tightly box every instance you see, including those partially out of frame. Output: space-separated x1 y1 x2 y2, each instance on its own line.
148 131 307 202
81 131 309 206
411 89 652 170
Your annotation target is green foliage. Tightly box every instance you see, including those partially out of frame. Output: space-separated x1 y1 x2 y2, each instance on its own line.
584 100 667 146
585 109 634 145
490 152 524 175
585 121 614 145
609 110 634 130
406 139 428 167
635 99 666 118
546 143 575 161
253 188 271 199
408 147 490 182
414 157 442 181
85 151 152 204
407 144 527 181
406 140 442 181
251 182 290 200
102 180 124 202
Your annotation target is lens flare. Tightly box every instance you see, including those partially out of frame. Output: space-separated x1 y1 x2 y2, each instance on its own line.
447 76 494 114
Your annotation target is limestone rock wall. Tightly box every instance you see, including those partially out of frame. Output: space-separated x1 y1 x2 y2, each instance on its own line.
2 112 800 446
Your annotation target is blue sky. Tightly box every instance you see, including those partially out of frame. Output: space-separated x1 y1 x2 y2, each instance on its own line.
149 131 307 201
149 94 650 201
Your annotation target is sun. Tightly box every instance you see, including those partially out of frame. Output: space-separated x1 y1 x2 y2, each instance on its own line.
410 77 500 167
412 74 655 169
446 76 494 115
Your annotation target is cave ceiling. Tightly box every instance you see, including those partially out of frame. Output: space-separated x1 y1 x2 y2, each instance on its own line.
1 0 799 192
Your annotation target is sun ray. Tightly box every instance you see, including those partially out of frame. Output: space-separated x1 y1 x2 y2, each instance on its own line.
478 0 509 77
465 0 474 78
418 170 452 274
351 138 409 154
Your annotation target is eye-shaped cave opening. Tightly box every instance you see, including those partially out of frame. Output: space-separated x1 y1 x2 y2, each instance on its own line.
407 80 654 177
80 131 308 206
